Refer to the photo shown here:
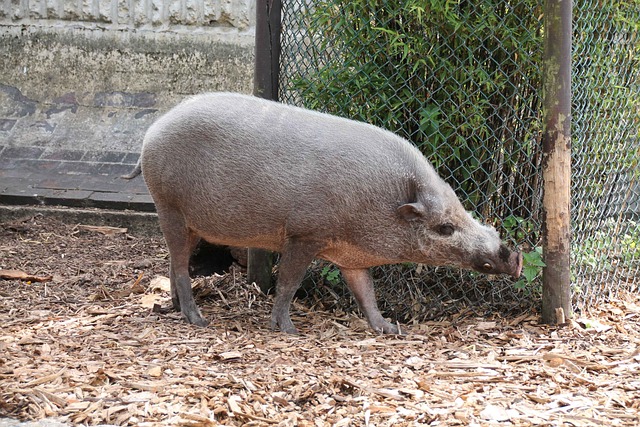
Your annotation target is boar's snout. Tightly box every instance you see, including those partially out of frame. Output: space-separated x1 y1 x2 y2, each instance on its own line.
473 245 523 279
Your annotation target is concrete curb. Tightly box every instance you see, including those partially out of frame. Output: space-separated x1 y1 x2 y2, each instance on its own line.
0 204 160 236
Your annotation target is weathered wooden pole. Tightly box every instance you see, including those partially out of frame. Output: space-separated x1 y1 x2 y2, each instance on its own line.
249 0 281 293
253 0 281 100
541 0 572 324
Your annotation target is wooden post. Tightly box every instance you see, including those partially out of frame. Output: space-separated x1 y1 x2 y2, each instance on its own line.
253 0 281 100
249 0 281 293
541 0 572 324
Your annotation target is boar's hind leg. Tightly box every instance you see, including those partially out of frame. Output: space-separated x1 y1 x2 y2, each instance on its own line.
270 239 321 334
340 268 401 334
158 208 208 327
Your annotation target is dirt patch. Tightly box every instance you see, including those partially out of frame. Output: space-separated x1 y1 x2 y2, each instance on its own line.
1 215 639 426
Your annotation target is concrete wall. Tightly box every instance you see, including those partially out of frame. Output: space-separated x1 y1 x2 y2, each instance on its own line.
0 0 255 152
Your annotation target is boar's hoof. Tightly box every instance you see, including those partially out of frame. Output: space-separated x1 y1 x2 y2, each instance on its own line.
183 311 209 327
371 320 403 335
270 315 299 335
192 317 210 327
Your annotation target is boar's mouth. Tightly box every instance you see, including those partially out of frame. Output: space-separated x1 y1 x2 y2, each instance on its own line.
473 248 522 278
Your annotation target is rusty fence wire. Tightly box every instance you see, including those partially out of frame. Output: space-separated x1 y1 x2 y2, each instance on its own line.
277 0 640 322
571 2 640 310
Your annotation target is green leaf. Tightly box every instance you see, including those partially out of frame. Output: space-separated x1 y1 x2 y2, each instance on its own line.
522 265 539 283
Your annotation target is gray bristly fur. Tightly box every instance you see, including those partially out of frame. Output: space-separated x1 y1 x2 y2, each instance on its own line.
130 92 523 334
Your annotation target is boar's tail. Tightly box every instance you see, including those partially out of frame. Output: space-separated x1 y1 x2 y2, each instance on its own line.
121 159 142 180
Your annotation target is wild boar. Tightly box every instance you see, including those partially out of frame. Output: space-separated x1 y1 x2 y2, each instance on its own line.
126 93 522 334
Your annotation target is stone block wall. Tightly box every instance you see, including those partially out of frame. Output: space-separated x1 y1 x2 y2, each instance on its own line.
1 0 254 30
0 0 255 152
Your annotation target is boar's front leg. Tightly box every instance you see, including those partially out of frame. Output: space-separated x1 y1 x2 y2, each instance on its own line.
340 268 401 334
270 239 321 334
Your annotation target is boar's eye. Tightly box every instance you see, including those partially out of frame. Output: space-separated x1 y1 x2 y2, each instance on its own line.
435 223 455 236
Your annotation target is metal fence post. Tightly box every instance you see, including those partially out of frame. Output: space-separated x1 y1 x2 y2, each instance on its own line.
542 0 572 324
249 0 281 293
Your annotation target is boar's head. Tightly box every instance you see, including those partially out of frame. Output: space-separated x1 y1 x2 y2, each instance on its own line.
397 183 523 278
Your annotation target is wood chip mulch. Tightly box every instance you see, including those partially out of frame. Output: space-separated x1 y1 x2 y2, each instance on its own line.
1 215 639 426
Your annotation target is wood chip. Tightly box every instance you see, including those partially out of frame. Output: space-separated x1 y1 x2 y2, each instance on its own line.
0 269 53 282
218 351 243 361
2 216 640 426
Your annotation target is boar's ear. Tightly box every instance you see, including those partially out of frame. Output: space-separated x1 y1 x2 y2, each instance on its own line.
397 203 426 221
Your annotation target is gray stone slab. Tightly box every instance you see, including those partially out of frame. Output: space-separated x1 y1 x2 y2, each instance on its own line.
73 178 129 193
43 188 95 201
0 146 45 159
41 149 86 161
0 187 43 205
2 185 36 197
122 152 140 164
0 118 18 131
89 191 154 205
56 161 100 175
110 180 148 195
30 175 83 190
0 169 35 180
0 158 62 173
82 150 127 163
97 162 136 176
30 160 64 173
0 146 153 211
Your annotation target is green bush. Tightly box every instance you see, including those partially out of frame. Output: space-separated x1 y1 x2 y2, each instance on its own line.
292 0 544 233
285 0 640 307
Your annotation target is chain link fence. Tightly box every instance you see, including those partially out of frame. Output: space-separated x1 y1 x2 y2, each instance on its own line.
571 2 640 310
277 0 639 321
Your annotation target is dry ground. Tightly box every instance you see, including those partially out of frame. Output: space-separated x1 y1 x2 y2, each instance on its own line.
1 215 639 426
